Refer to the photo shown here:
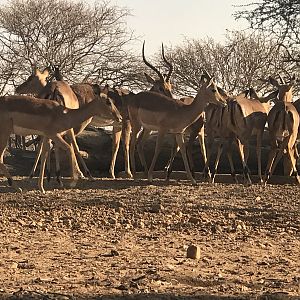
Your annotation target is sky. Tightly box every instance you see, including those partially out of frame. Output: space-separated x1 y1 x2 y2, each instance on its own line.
109 0 251 54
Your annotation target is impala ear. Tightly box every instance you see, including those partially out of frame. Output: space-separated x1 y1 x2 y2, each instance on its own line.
269 76 280 87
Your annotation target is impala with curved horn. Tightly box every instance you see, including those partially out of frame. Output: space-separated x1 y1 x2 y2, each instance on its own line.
124 41 175 176
127 75 226 184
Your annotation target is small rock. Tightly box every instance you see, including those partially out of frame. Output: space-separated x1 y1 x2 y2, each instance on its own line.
149 203 164 213
11 262 18 269
186 245 201 259
188 216 201 224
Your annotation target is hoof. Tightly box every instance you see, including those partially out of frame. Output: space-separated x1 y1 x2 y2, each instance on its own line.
69 180 78 188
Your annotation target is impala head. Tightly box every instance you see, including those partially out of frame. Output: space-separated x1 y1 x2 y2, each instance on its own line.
269 75 295 103
142 41 173 98
95 92 122 124
15 67 50 95
201 76 226 107
201 69 227 106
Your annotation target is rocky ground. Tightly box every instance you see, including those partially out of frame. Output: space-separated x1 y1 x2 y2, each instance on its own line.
0 173 299 300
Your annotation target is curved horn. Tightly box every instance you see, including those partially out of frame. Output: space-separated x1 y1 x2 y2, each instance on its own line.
142 40 164 82
161 43 173 82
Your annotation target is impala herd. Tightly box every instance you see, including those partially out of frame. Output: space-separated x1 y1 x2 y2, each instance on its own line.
0 42 299 193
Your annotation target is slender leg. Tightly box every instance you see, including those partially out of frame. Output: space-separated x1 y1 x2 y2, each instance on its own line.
53 145 63 187
211 140 223 183
122 120 132 178
237 139 251 184
29 138 43 178
197 125 211 181
164 135 179 181
148 132 165 182
226 138 238 183
204 135 214 181
264 138 279 185
256 132 263 183
176 133 197 185
46 144 52 182
51 134 79 188
65 129 88 179
287 145 300 183
38 137 51 193
0 132 22 192
137 128 151 176
129 126 141 179
110 125 122 179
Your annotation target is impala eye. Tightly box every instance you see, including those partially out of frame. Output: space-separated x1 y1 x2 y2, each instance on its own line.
212 89 217 93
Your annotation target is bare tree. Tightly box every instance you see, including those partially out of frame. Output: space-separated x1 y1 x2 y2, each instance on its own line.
234 0 300 65
0 0 140 93
160 31 297 97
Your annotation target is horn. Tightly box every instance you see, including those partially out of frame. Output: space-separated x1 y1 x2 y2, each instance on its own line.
161 43 173 82
142 41 164 82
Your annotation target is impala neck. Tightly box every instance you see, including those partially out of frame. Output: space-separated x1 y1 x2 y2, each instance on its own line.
62 100 99 130
185 84 210 112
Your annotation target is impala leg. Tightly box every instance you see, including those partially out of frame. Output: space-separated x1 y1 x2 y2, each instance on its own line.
69 130 94 180
38 137 51 194
110 126 122 179
129 126 141 179
237 139 251 185
148 132 165 182
264 140 278 185
176 133 197 185
51 134 79 188
46 144 52 182
226 138 238 183
65 129 86 180
121 120 132 178
197 126 211 181
164 136 179 181
137 128 151 177
0 132 22 193
204 135 213 181
29 137 43 179
211 140 223 183
256 132 263 183
287 145 300 183
53 145 63 187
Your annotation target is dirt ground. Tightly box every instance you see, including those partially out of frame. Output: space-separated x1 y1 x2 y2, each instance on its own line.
0 174 299 300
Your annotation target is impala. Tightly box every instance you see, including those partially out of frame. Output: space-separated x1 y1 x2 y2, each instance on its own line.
0 94 121 193
264 75 300 184
126 76 226 184
16 67 119 183
100 41 175 179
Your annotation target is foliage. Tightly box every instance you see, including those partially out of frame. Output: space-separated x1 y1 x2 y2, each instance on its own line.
0 0 142 93
234 0 300 65
160 31 297 97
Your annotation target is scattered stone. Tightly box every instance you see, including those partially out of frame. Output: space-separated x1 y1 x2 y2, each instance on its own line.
188 216 201 224
149 203 164 213
186 245 201 259
11 262 18 269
